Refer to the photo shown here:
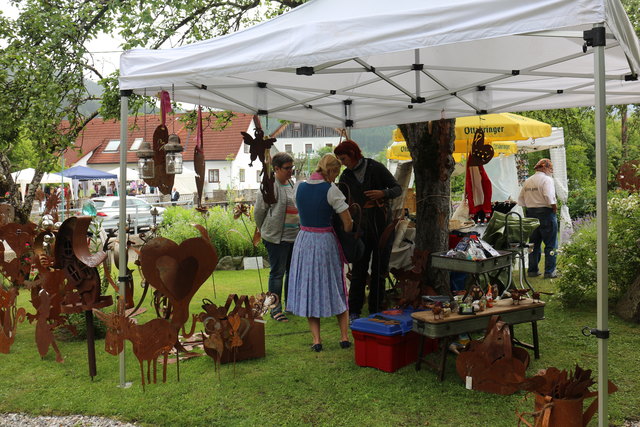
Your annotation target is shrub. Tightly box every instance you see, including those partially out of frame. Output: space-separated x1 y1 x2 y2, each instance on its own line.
54 313 107 342
157 205 267 258
566 182 597 219
557 193 640 306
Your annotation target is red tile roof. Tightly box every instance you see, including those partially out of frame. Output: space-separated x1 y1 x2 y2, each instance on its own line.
63 113 255 165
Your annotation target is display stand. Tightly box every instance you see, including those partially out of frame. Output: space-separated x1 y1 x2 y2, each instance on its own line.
502 211 535 296
431 250 513 298
412 298 544 381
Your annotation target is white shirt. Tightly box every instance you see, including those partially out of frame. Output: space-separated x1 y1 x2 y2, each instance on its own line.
517 171 556 208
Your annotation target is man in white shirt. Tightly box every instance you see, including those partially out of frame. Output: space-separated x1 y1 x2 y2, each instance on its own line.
517 158 558 279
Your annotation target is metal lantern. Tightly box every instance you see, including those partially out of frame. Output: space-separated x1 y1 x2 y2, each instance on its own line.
136 140 155 179
164 134 184 175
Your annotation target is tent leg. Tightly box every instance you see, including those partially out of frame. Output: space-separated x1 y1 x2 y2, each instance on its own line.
118 90 132 388
593 24 609 427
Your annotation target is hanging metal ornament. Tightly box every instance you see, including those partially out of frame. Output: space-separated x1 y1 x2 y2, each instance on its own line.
194 106 205 207
467 127 495 166
144 90 175 195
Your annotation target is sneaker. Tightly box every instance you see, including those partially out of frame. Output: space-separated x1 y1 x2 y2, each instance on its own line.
527 271 542 277
544 271 558 279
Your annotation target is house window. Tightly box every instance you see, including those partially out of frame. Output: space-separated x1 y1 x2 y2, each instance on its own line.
244 142 250 153
239 169 245 182
293 122 301 130
325 143 333 148
285 144 292 153
305 144 313 154
104 140 120 152
315 127 324 137
129 138 143 151
256 170 261 183
208 169 220 183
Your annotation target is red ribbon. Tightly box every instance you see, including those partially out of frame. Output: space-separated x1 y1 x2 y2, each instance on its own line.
159 91 172 126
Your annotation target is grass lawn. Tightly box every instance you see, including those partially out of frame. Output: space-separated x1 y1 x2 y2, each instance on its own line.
1 270 639 426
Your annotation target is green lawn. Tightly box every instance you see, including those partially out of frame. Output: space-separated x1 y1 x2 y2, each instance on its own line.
0 270 638 426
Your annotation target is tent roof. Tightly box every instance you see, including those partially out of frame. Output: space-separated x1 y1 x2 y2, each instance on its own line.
57 165 117 181
11 168 72 185
120 0 640 128
516 127 566 151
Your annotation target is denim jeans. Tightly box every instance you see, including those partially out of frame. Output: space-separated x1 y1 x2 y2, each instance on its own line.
263 239 294 316
525 207 558 275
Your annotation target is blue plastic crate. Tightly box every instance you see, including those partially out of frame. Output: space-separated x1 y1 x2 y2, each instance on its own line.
350 309 422 336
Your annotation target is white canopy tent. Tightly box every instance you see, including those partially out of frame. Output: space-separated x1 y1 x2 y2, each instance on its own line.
10 168 72 197
119 0 640 420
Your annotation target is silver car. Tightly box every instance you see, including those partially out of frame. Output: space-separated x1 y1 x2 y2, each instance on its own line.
92 196 165 233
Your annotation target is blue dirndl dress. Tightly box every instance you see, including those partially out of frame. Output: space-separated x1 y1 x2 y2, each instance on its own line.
287 181 347 318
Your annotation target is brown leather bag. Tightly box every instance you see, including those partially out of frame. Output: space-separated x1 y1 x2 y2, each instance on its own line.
455 315 530 395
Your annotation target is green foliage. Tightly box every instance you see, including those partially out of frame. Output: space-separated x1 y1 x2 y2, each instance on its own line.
566 183 597 219
157 206 267 258
54 313 106 342
557 192 640 306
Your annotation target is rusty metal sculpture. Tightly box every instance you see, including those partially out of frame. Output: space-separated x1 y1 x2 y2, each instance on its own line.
194 106 206 207
94 306 177 391
0 203 14 227
456 315 532 395
140 224 217 330
143 90 175 195
200 293 270 367
0 221 38 286
241 122 277 204
33 289 64 362
388 249 430 308
53 217 112 312
467 127 495 167
53 216 113 377
241 127 276 168
0 286 26 354
93 224 218 388
517 365 618 427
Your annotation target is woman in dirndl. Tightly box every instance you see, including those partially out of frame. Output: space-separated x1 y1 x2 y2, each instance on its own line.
288 154 354 352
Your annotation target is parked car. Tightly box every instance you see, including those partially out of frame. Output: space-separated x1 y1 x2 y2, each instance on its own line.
91 196 165 233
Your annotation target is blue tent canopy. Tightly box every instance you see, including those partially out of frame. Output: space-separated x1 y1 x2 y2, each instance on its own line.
55 165 117 181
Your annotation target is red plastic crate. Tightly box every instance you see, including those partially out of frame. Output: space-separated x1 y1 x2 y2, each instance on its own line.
352 330 437 373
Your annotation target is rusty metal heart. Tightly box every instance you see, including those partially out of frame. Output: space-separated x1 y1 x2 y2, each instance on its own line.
140 235 215 304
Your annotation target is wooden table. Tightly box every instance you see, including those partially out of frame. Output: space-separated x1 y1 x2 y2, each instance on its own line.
411 298 545 381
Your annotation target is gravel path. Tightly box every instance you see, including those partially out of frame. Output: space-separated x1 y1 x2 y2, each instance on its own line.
0 413 141 427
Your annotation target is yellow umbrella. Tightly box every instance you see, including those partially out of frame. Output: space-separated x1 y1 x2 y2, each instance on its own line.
387 113 551 162
387 136 519 162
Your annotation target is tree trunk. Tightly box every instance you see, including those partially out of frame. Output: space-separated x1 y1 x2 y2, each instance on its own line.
398 119 456 296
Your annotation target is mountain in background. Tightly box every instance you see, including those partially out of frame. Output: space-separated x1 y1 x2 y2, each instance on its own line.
351 126 395 156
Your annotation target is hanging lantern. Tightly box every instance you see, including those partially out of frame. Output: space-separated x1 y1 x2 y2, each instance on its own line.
165 134 184 174
136 140 155 179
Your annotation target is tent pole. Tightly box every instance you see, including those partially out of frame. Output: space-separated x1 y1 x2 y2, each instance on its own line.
592 24 609 427
118 90 133 389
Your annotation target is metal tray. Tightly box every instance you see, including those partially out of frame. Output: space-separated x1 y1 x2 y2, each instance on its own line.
430 250 512 274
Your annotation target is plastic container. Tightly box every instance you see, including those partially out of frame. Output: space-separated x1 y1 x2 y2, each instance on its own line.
351 310 437 372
